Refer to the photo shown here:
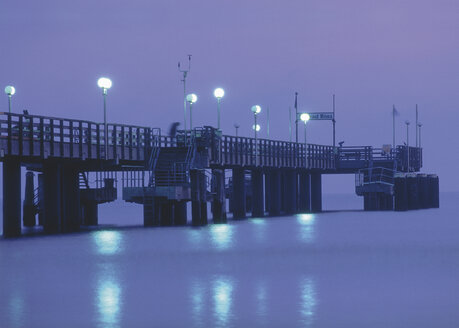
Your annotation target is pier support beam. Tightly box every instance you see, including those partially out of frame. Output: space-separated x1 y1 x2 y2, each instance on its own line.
142 194 157 227
174 201 187 225
3 159 21 237
406 174 419 210
191 170 201 226
417 174 429 209
23 171 36 227
251 168 264 217
212 169 227 223
283 169 298 214
429 174 439 208
43 163 61 233
83 201 99 226
267 169 281 216
364 193 394 211
37 174 44 226
191 170 207 226
310 173 322 213
160 200 173 226
199 171 208 225
298 171 311 212
61 167 80 232
394 174 407 211
232 168 246 219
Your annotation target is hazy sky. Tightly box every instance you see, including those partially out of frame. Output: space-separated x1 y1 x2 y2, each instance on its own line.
1 0 458 192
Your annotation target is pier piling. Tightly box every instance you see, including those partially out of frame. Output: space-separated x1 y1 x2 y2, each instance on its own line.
298 171 311 212
310 173 322 212
3 159 22 237
23 171 36 227
43 163 61 233
267 169 281 216
212 169 227 223
232 168 246 219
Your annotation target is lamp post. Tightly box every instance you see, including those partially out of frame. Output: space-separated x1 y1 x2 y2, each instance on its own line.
405 120 410 171
300 113 310 167
4 86 15 113
97 77 112 159
251 105 261 166
214 88 224 131
234 123 240 137
178 55 192 133
418 122 422 148
186 93 198 134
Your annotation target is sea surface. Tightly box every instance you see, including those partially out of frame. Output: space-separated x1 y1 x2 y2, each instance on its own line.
0 193 458 328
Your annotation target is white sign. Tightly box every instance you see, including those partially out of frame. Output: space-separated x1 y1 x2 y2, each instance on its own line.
306 112 334 120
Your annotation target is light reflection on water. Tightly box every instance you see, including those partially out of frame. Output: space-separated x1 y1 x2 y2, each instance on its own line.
190 279 205 327
250 218 267 243
2 193 457 327
256 280 268 322
300 277 317 327
92 231 123 328
297 213 316 243
209 225 234 250
212 276 234 328
187 229 204 249
8 292 24 328
92 230 123 255
97 278 122 328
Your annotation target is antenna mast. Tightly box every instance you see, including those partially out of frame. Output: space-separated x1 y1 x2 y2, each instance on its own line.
178 55 192 134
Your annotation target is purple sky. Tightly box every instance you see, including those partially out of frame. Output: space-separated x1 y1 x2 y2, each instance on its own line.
1 0 458 192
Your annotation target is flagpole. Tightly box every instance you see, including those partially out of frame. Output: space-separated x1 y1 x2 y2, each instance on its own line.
267 106 270 138
295 92 298 143
392 105 396 151
333 94 336 148
415 104 418 148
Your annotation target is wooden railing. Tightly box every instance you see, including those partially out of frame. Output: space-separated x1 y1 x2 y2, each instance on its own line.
0 112 422 172
217 135 335 169
0 112 158 161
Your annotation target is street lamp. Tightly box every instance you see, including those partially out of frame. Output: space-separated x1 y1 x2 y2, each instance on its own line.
300 113 310 167
4 85 15 113
214 88 224 130
251 105 261 166
186 93 198 132
405 120 410 171
234 123 240 137
97 77 112 159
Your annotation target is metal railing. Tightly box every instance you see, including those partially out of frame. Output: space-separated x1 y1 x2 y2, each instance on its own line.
355 167 395 187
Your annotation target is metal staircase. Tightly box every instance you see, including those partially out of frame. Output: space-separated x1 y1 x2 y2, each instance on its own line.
355 167 395 196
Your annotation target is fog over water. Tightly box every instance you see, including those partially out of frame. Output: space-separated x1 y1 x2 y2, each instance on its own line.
1 193 458 327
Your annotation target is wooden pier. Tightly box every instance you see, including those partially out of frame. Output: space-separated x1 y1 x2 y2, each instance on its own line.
0 112 438 238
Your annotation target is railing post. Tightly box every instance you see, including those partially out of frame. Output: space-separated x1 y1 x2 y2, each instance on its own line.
136 127 141 160
28 115 33 156
96 124 101 159
39 117 44 157
121 126 125 160
79 121 83 158
87 123 92 159
59 120 64 157
69 121 74 158
18 115 23 156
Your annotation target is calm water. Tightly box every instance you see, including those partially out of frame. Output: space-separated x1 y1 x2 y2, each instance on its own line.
1 193 458 327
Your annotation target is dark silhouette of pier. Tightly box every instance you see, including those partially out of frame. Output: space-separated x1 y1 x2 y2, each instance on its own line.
0 111 438 238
